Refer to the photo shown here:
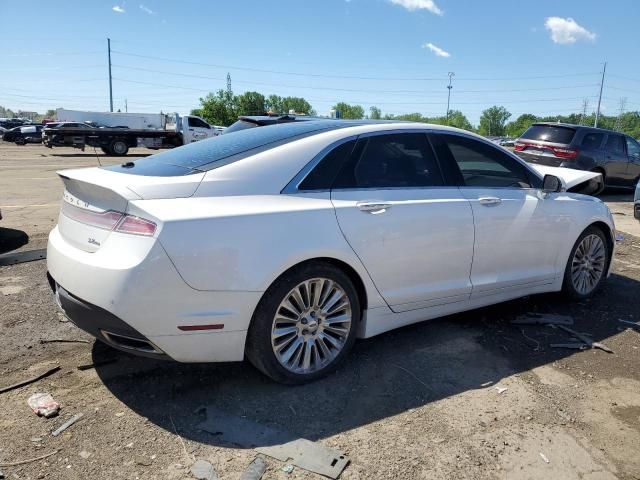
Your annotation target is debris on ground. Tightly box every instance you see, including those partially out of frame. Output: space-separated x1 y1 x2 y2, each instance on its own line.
0 469 4 479
76 358 118 371
27 393 60 418
39 338 90 344
240 457 267 480
539 452 550 464
190 459 218 480
0 365 60 394
511 313 574 326
480 381 494 388
0 450 59 467
51 413 84 436
619 319 640 331
78 451 92 459
257 439 350 479
556 325 614 353
495 386 508 394
282 464 294 473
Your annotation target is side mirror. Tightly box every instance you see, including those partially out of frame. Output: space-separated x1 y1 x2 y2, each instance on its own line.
542 174 562 193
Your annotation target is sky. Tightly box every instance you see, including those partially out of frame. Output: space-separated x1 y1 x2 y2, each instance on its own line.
1 0 639 125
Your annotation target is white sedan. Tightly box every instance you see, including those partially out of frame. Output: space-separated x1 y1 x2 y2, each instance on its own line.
47 121 615 383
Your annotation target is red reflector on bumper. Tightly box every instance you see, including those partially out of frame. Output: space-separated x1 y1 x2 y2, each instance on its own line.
177 324 225 331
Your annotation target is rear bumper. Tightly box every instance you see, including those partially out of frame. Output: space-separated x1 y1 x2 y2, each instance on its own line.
47 226 262 362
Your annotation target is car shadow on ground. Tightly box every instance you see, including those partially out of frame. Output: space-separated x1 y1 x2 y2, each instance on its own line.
94 272 638 449
0 227 29 254
599 191 634 202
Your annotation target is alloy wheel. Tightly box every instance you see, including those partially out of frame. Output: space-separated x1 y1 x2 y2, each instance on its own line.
271 277 352 374
571 234 606 295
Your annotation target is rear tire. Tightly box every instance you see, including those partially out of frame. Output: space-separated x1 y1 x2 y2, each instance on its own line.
562 226 610 300
109 140 129 156
246 262 360 384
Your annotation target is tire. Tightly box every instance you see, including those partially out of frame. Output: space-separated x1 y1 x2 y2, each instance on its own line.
15 137 26 145
109 139 129 156
562 226 610 300
246 261 361 384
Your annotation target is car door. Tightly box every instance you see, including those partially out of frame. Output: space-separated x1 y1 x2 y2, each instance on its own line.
625 136 640 184
429 132 568 298
185 117 212 143
330 131 475 312
603 133 629 186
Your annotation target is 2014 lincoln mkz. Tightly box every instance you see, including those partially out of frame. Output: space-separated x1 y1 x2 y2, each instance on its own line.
47 121 616 383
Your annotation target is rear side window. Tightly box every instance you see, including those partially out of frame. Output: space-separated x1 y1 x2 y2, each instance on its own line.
299 140 356 191
333 133 443 189
103 121 346 176
605 134 626 154
520 125 576 144
434 134 538 188
581 133 604 149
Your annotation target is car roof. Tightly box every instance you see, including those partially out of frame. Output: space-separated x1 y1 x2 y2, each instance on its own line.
532 122 623 135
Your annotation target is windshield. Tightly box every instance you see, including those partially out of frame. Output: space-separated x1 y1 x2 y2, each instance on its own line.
103 120 346 176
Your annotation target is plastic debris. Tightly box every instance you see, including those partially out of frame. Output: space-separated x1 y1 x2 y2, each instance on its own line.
190 459 218 480
556 325 613 353
282 464 294 474
495 386 508 394
540 452 550 464
79 451 92 459
240 457 267 480
512 313 574 326
257 439 350 479
52 413 84 436
615 233 624 242
27 393 60 418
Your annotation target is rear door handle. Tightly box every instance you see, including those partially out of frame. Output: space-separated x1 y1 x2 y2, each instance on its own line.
478 197 502 206
357 202 392 214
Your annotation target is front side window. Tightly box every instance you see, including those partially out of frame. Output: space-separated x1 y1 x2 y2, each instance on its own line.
333 133 443 189
581 132 604 150
434 134 537 188
605 134 626 154
188 117 211 129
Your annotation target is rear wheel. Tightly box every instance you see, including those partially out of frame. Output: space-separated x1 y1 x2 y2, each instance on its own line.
246 262 360 384
109 139 129 156
562 226 610 300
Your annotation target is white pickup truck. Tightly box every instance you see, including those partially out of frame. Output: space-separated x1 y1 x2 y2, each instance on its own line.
43 109 221 156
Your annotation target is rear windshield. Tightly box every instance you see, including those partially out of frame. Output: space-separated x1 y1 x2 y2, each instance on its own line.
520 125 576 144
103 121 345 176
224 119 259 134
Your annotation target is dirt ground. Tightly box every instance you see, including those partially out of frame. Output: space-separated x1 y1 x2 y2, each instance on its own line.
1 142 640 480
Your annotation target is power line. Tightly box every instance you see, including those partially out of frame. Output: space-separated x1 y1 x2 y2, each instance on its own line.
112 49 600 82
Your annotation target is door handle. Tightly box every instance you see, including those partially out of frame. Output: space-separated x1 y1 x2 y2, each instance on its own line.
357 202 392 214
478 197 502 205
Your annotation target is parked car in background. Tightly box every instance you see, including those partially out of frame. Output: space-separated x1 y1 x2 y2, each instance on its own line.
48 121 615 384
2 126 25 143
515 123 640 189
224 114 320 134
14 125 44 145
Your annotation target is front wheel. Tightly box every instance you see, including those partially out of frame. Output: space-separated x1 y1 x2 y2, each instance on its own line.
246 262 360 384
563 226 610 300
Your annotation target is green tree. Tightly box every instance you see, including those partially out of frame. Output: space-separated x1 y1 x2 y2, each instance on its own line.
479 106 511 136
235 91 266 116
196 89 237 126
333 102 365 119
505 113 538 137
445 110 473 130
369 106 382 120
281 97 315 115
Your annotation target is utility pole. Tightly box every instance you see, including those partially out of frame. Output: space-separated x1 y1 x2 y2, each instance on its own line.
125 99 128 113
226 72 232 95
108 38 113 112
594 62 606 128
579 98 589 125
614 97 627 131
446 72 455 123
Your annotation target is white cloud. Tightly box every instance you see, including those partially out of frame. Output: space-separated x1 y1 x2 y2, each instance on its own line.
422 42 450 57
544 17 596 44
139 4 155 14
389 0 442 15
112 4 125 13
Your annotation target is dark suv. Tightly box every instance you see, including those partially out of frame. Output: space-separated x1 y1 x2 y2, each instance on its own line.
515 123 640 188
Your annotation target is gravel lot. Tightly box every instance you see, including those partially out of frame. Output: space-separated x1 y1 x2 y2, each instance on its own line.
1 143 640 479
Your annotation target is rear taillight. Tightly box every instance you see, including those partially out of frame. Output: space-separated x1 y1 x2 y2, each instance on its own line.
514 142 526 151
551 147 579 159
115 215 157 236
61 202 156 236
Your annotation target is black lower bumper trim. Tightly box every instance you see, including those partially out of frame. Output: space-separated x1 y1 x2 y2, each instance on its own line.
47 272 169 360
